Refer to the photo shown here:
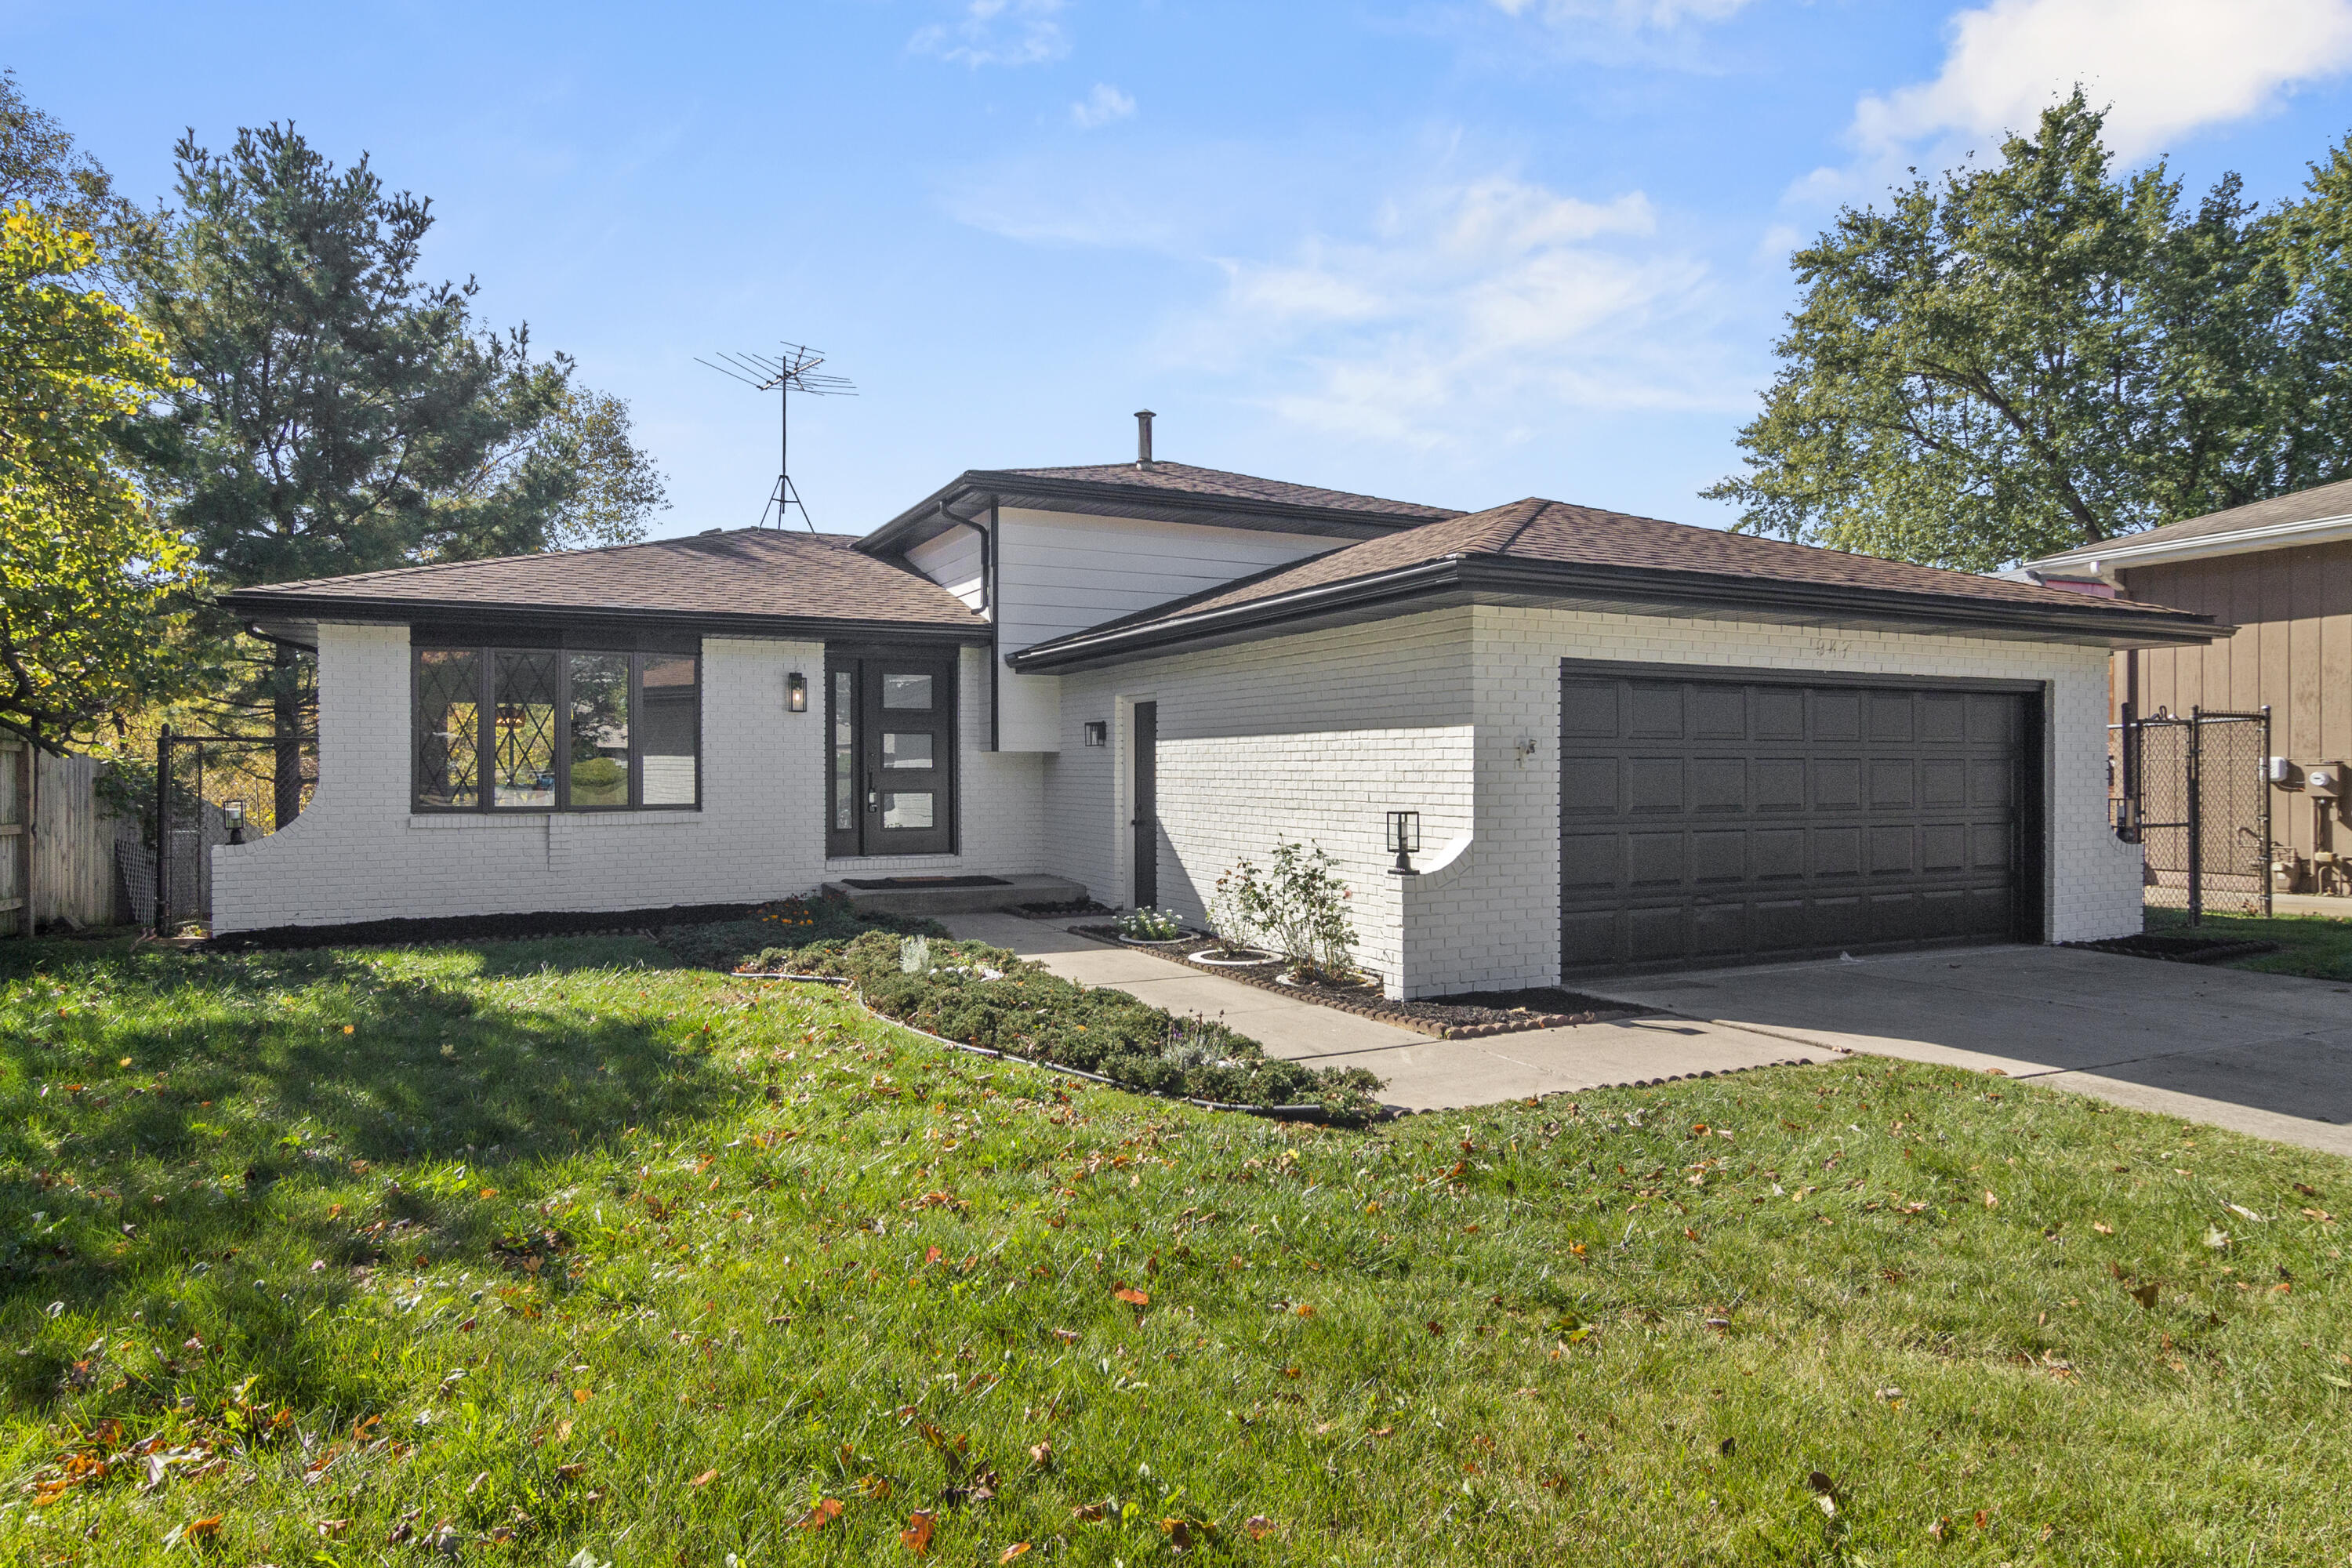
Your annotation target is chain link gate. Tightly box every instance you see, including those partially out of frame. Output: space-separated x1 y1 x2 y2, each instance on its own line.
154 730 314 935
2111 706 2272 926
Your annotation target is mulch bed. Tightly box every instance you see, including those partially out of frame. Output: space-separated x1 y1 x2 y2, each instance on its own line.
1015 899 1119 918
2071 931 2282 966
1067 925 1644 1039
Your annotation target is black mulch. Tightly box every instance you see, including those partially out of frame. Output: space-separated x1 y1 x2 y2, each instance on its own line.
2072 931 2281 965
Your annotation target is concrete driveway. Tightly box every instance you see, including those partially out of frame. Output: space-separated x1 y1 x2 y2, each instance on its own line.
1581 944 2352 1157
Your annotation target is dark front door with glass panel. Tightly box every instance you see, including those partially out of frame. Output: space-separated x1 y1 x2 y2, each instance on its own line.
826 650 956 857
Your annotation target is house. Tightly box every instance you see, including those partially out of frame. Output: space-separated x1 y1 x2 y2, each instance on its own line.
217 422 2218 994
2017 479 2352 897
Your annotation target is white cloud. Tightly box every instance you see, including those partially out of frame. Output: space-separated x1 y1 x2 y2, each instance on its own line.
1852 0 2352 165
1070 83 1135 129
1182 177 1737 447
911 0 1069 67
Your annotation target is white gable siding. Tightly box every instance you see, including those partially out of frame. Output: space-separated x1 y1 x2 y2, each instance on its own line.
993 507 1345 753
906 526 986 614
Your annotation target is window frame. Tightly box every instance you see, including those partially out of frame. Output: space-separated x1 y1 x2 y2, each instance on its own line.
411 642 702 815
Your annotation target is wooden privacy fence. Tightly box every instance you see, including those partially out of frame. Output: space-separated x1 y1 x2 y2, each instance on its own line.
0 742 133 936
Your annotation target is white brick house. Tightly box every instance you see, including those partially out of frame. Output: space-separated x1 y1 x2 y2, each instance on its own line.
217 438 2217 996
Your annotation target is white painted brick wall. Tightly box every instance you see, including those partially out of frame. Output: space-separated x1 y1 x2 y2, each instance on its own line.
1395 605 2143 996
1044 604 2140 999
211 626 1041 932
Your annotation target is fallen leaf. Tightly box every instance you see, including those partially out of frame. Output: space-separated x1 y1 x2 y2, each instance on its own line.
796 1497 844 1530
1072 1503 1108 1521
688 1468 718 1488
557 1464 588 1481
1050 1328 1080 1344
902 1510 938 1555
999 1547 1031 1564
2295 1182 2321 1198
2092 1221 2114 1236
1719 1436 1736 1456
186 1515 223 1540
1029 1440 1053 1468
1983 1191 1998 1210
2130 1281 2159 1310
317 1519 350 1539
1808 1471 1837 1496
1294 1303 1316 1318
857 1473 894 1499
1244 1515 1276 1541
1113 1287 1149 1306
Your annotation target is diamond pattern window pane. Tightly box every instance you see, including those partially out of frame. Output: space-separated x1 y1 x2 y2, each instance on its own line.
492 651 559 808
415 650 481 808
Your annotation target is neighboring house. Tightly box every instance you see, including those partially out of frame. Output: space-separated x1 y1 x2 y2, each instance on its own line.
218 429 2216 994
2018 480 2352 893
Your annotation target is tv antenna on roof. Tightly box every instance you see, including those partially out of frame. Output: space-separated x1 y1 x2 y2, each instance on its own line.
695 341 856 531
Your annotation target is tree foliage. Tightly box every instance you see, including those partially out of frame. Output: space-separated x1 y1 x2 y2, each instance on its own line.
133 123 666 819
0 205 194 751
1708 93 2352 570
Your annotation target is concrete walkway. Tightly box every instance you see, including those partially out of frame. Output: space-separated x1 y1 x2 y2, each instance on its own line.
939 913 1816 1112
1582 944 2352 1158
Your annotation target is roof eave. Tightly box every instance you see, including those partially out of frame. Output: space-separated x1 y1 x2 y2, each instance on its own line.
1005 556 2226 672
2022 513 2352 577
858 470 1457 557
216 590 993 646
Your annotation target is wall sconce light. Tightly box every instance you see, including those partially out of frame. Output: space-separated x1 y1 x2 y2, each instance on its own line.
1386 809 1421 876
787 672 807 713
1083 720 1108 748
224 798 247 846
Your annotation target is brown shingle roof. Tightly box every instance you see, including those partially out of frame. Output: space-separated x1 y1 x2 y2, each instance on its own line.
2025 476 2352 564
220 528 988 633
993 460 1459 522
1011 497 2218 666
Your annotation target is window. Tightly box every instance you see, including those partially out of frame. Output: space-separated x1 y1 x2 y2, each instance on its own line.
826 648 957 857
414 644 699 812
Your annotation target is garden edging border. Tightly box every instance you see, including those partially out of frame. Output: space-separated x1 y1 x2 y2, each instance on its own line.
1062 927 1645 1040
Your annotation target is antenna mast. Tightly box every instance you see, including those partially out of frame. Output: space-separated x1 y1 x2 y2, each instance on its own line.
696 341 857 530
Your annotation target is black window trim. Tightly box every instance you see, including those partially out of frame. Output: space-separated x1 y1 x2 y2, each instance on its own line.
411 642 703 815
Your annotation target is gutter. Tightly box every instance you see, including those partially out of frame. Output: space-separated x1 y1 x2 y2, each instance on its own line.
216 591 993 648
1007 554 2223 672
2021 511 2352 579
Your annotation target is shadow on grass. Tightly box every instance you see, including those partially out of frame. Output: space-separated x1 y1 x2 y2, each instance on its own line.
0 934 757 1407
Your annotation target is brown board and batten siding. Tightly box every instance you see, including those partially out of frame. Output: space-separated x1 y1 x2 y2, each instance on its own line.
2116 539 2352 862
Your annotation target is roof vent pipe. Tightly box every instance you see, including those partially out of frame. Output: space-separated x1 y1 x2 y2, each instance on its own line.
1134 409 1155 468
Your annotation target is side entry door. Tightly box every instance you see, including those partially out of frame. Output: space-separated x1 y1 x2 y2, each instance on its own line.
826 648 957 858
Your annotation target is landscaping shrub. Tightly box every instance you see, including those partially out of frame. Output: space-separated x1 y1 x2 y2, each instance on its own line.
1214 838 1359 977
657 891 946 971
748 929 1385 1119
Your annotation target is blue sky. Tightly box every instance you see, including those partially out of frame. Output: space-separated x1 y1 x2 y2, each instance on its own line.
16 0 2352 539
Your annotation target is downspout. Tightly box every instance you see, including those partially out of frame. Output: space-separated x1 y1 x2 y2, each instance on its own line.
987 499 1001 753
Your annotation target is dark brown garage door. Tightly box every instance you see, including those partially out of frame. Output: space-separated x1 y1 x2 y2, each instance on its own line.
1559 666 2037 972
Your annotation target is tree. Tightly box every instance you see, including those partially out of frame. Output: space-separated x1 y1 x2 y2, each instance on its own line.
0 205 195 752
0 69 155 298
1706 93 2352 570
136 123 665 823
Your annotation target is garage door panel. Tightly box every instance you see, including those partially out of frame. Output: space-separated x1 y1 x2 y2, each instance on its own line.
1755 758 1806 811
1810 827 1863 878
1628 683 1684 737
1565 670 2028 972
1869 759 1915 810
1693 685 1747 738
1692 758 1747 812
1563 681 1620 738
1813 690 1862 740
1627 832 1684 887
1627 757 1683 811
1813 758 1862 810
1561 758 1619 815
1691 829 1747 883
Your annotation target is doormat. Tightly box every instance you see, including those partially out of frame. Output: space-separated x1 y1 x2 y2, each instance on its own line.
839 875 1012 890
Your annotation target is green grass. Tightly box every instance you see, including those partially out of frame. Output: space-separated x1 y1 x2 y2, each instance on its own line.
2 935 2350 1565
2173 909 2352 982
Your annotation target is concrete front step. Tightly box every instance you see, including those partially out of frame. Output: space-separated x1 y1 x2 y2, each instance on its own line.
822 873 1088 917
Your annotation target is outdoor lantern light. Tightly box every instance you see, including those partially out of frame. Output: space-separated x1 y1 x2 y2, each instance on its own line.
787 671 808 713
224 798 247 846
1083 720 1108 748
1386 809 1421 875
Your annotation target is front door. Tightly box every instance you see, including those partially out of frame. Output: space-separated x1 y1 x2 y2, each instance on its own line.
1131 701 1158 908
826 648 957 858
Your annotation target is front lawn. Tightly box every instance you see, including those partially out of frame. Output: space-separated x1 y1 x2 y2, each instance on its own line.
2 935 2350 1564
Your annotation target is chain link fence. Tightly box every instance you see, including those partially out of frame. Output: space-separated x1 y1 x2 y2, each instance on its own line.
155 731 314 935
2114 706 2271 926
